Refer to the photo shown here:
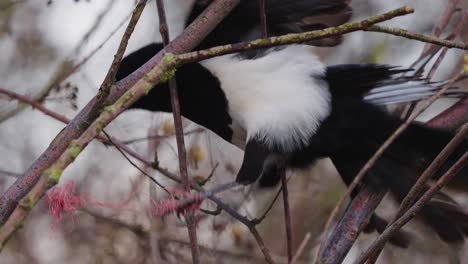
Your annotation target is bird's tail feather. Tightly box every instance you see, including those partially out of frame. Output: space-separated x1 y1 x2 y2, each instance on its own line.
332 121 468 244
378 123 467 243
364 80 466 105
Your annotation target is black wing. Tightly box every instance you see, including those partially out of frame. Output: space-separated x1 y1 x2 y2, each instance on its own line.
325 64 412 98
117 44 234 143
188 0 352 49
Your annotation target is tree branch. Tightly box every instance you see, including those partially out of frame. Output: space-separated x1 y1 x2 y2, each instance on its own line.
427 97 468 129
317 185 386 264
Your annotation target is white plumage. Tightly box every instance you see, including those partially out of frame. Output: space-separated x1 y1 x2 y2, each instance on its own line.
200 45 331 152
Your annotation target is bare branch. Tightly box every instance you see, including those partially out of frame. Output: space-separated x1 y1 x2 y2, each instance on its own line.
366 24 467 50
95 0 148 109
427 97 468 129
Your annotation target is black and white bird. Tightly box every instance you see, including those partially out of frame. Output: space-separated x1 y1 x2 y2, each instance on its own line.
117 0 468 246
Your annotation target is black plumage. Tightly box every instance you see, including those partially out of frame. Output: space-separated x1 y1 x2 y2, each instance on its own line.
116 43 233 142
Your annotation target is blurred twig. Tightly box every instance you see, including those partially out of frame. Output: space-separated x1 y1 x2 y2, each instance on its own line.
282 173 293 263
0 0 118 123
95 0 148 110
291 233 311 264
423 0 462 55
427 97 468 129
119 128 203 145
0 169 21 178
427 10 468 79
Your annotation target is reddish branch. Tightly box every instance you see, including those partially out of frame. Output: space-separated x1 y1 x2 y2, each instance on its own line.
318 185 386 264
422 0 461 55
0 170 21 179
427 97 468 129
95 0 148 109
155 0 200 262
0 88 69 123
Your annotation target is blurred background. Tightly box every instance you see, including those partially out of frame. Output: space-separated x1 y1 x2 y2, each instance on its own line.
0 0 467 263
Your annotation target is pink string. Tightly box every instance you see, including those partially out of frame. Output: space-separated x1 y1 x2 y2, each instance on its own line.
150 187 203 217
46 181 133 229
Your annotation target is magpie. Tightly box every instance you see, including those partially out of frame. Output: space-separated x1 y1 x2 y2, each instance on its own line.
116 0 468 245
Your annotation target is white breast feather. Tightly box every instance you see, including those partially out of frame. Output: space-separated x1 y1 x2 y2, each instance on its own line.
200 45 331 152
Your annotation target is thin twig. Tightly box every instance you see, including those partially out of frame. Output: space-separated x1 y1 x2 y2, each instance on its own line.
282 173 293 263
160 237 296 263
156 0 169 45
258 0 290 261
0 86 172 183
422 0 461 55
0 170 21 179
96 0 148 109
119 128 203 145
291 233 311 264
198 163 219 186
0 88 69 123
259 0 267 38
252 181 285 224
0 0 118 123
427 10 468 79
102 131 169 193
155 0 200 262
365 25 467 50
